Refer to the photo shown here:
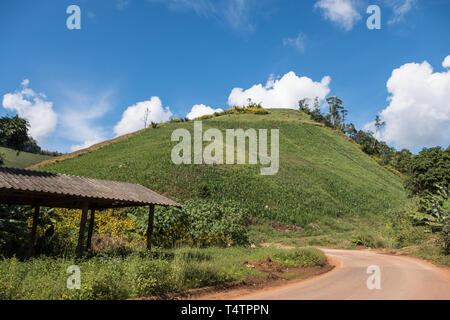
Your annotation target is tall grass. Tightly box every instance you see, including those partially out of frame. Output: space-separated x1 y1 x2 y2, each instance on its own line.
0 246 326 300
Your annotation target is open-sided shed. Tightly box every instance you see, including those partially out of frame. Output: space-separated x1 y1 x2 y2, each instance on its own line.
0 167 182 258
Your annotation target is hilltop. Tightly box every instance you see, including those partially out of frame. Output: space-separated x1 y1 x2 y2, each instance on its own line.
38 109 406 227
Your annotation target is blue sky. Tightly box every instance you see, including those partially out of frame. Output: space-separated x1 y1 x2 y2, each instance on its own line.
1 0 449 153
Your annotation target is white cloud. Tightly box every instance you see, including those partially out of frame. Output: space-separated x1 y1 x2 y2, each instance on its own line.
2 79 58 143
283 32 307 53
442 55 450 68
186 104 223 120
116 0 130 10
150 0 255 31
151 0 214 16
114 96 173 136
386 0 416 24
57 90 113 152
371 56 450 150
314 0 361 31
227 71 331 109
223 0 253 31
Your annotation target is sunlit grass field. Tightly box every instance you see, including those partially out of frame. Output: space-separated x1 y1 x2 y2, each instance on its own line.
42 109 406 227
0 147 53 169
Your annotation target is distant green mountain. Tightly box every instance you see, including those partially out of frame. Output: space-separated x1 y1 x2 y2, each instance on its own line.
0 147 53 169
40 109 406 226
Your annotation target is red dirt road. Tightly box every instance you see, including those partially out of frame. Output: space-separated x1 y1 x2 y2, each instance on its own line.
234 249 450 300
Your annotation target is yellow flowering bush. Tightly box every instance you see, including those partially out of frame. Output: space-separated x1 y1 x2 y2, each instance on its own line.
51 208 142 249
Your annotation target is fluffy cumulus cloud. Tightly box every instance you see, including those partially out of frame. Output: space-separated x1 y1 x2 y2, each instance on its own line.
371 55 450 150
443 55 450 68
2 79 58 143
114 96 173 136
186 104 223 120
227 71 331 109
314 0 361 31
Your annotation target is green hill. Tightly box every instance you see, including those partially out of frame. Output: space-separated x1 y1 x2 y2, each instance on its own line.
0 147 53 169
40 109 406 227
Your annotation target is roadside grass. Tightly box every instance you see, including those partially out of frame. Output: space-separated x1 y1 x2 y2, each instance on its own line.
0 147 53 169
0 246 326 300
248 198 450 267
404 243 450 266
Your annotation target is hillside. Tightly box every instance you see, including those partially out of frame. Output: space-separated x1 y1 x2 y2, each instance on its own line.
0 147 53 169
39 109 406 227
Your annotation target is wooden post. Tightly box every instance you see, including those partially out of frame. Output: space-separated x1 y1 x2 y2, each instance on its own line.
75 203 89 258
86 209 95 251
146 204 155 250
28 205 40 258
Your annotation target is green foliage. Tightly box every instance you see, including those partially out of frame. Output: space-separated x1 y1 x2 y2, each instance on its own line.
405 147 450 196
130 199 250 248
182 199 250 246
0 246 326 300
326 96 347 130
0 151 4 165
442 220 450 254
272 248 326 267
130 258 176 296
0 115 29 151
0 205 76 258
412 187 449 233
0 205 32 257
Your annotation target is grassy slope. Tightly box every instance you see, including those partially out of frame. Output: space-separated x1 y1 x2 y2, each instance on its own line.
0 147 53 169
41 109 406 227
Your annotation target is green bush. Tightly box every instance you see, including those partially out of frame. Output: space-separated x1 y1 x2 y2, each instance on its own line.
272 248 326 267
130 199 250 248
183 199 250 247
442 220 450 254
130 259 176 296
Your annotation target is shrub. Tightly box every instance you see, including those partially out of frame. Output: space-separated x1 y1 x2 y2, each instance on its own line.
130 199 250 248
442 220 450 254
183 199 250 247
79 264 129 300
130 259 176 296
272 248 326 267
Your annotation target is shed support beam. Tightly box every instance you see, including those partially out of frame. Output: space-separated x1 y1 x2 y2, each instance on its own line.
146 204 155 250
86 209 95 251
75 203 89 258
28 205 40 258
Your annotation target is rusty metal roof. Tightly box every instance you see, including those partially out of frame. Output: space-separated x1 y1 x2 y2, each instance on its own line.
0 167 182 209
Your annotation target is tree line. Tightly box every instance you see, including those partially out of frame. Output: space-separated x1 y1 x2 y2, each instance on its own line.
299 96 449 253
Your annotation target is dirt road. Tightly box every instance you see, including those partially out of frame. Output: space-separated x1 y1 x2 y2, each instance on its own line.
235 248 450 300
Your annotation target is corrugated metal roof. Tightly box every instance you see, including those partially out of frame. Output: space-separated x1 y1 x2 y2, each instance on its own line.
0 167 182 208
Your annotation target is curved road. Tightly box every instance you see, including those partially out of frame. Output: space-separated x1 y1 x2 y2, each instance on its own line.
238 249 450 300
